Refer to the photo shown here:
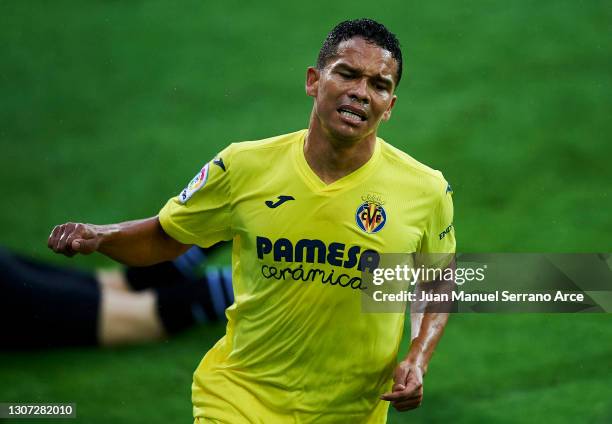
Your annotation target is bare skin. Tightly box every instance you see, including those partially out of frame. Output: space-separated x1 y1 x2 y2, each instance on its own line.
96 269 166 346
96 268 130 291
304 37 397 184
47 216 189 266
99 285 166 346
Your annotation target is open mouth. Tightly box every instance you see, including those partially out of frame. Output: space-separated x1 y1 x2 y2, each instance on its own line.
337 107 366 122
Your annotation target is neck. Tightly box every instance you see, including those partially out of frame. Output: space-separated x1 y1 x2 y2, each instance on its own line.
304 111 377 184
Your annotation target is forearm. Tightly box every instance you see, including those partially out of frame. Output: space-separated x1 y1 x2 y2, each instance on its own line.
406 311 449 374
92 217 189 266
406 259 455 373
382 285 451 409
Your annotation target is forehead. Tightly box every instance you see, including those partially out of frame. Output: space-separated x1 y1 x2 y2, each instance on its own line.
327 37 398 80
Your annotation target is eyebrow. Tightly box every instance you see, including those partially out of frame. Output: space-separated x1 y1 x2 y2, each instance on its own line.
333 63 394 88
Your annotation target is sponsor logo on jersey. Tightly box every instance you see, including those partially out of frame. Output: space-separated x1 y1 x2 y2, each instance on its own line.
179 163 210 204
256 236 380 290
256 236 379 272
356 194 387 234
439 223 453 240
265 195 295 208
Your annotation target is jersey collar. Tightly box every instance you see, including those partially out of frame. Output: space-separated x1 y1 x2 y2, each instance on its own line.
292 129 383 194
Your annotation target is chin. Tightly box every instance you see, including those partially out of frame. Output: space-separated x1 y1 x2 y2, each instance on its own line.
317 114 372 144
329 125 372 144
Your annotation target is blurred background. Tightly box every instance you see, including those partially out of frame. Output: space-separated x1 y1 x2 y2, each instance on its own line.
1 0 610 422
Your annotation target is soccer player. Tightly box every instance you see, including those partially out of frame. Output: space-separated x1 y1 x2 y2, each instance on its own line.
0 245 232 348
48 18 456 422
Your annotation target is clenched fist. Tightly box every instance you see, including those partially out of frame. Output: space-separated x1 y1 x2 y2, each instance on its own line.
48 222 102 257
380 361 424 412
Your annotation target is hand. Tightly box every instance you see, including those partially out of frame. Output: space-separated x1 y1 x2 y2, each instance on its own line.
48 222 102 257
380 361 424 412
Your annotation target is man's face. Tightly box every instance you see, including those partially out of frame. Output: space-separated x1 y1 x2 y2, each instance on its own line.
306 37 398 144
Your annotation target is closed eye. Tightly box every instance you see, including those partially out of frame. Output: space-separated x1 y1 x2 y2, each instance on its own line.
372 79 391 92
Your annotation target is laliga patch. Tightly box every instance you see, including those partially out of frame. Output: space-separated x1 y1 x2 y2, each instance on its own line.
356 194 387 234
179 163 210 204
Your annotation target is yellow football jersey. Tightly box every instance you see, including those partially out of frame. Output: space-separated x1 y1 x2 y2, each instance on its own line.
159 129 456 423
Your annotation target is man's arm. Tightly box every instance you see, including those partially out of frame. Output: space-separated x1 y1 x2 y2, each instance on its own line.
381 258 455 412
47 216 190 266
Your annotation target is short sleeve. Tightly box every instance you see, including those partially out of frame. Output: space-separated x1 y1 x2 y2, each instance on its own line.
418 180 456 269
158 145 234 247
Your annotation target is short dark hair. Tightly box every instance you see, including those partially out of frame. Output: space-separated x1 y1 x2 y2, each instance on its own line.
316 18 403 87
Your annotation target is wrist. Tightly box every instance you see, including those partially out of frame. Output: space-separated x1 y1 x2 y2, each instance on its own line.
404 339 428 374
95 223 118 247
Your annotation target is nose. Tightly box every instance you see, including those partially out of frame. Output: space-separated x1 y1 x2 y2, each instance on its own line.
347 78 369 105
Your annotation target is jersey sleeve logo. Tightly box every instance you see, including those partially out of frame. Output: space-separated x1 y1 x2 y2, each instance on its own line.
213 157 226 171
439 223 454 240
179 163 210 204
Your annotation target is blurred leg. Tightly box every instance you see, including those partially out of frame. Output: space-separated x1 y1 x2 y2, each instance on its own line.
99 263 234 346
0 247 165 348
0 246 233 348
99 287 166 346
96 268 131 291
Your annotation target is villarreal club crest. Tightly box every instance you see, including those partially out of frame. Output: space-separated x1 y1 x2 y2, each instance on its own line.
355 194 387 234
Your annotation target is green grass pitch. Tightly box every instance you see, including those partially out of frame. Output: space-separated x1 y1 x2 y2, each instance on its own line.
1 1 610 422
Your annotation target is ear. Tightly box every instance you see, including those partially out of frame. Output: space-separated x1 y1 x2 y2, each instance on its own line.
305 67 320 97
382 95 397 121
